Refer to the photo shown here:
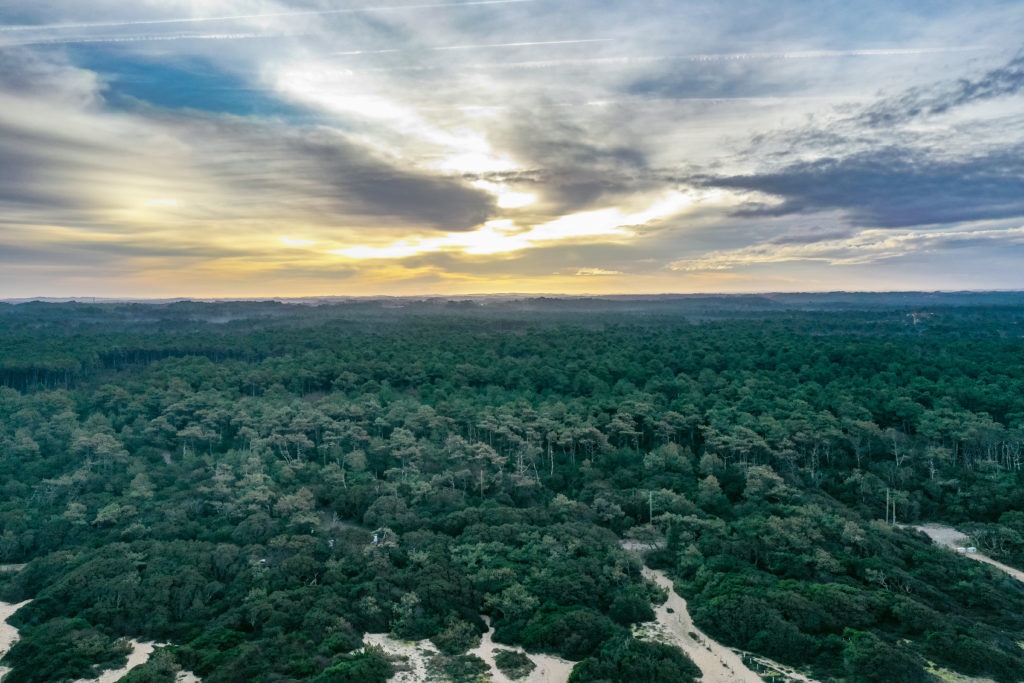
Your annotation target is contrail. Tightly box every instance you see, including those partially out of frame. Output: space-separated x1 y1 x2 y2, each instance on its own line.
333 38 612 56
0 32 302 47
364 45 985 72
433 38 613 51
0 0 534 32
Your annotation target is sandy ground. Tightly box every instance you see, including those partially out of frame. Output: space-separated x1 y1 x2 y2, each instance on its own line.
914 524 1024 584
368 622 576 683
0 599 30 682
365 633 441 682
467 616 576 683
640 568 763 683
73 639 159 683
1 600 200 683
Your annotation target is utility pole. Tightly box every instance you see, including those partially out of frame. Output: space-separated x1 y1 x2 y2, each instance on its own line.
885 488 897 526
649 490 654 524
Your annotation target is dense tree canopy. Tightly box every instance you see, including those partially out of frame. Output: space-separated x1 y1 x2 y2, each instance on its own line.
1 296 1024 681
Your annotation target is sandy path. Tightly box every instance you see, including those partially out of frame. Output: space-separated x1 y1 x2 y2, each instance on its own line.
467 616 576 683
641 568 763 683
914 524 1024 583
365 633 441 683
73 639 159 683
368 622 576 683
0 600 199 683
0 599 30 682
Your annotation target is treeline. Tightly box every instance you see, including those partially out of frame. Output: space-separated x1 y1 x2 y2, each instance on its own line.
1 301 1024 681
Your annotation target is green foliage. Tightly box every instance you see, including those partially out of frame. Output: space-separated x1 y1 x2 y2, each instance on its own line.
2 300 1024 680
517 606 622 660
1 618 131 683
119 647 181 683
842 629 928 683
426 652 489 683
608 589 655 625
493 649 535 679
568 635 700 682
312 644 393 683
431 617 482 655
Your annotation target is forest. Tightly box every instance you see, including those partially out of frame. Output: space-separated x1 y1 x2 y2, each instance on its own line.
2 294 1024 682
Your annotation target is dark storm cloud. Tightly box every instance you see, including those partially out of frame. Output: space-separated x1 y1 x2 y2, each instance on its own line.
690 51 1024 229
769 228 858 245
177 118 496 231
484 109 660 214
0 88 495 233
706 145 1024 228
857 52 1024 127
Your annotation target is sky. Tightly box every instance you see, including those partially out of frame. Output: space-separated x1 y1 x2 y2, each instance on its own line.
1 0 1023 298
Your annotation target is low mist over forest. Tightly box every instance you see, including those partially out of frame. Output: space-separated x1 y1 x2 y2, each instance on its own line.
3 295 1024 682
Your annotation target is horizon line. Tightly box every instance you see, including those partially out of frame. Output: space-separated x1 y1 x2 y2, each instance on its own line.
4 289 1024 304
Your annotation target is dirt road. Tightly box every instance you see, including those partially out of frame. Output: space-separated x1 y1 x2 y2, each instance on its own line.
640 568 763 683
914 524 1024 584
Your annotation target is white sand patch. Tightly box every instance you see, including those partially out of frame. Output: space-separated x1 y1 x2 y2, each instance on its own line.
0 602 200 683
914 524 970 547
0 599 30 682
741 653 820 683
914 524 1024 584
926 664 996 683
0 601 29 657
367 624 575 683
364 632 441 683
467 616 576 683
73 639 160 683
640 568 763 683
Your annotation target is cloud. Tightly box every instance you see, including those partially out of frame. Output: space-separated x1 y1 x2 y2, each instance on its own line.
330 191 693 259
669 224 1024 271
705 145 1024 228
688 52 1024 230
2 0 1023 296
0 0 535 32
0 60 496 233
856 53 1024 127
574 267 623 276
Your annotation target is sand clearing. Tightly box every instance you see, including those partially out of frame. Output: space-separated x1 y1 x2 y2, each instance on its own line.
73 639 159 683
0 600 200 683
467 616 576 683
368 621 576 683
365 632 441 682
640 568 763 683
0 599 30 682
914 524 1024 584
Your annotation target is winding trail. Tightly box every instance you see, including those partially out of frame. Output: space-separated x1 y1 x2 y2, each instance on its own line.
621 541 819 683
367 621 576 683
364 633 440 683
640 568 763 683
73 640 159 683
0 600 30 682
914 524 1024 584
0 598 199 683
468 616 576 683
